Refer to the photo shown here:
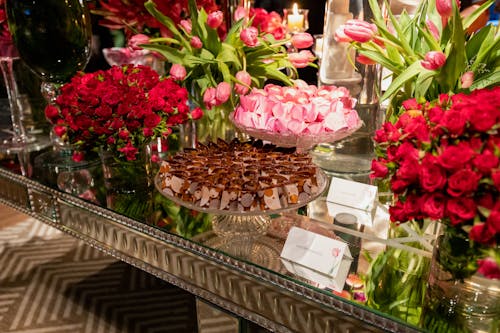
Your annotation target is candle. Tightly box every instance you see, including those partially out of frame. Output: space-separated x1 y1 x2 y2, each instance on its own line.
287 3 304 32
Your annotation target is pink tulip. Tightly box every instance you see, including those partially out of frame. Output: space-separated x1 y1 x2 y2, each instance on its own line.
334 25 352 43
216 82 231 104
421 51 447 70
461 71 474 88
436 0 460 26
190 36 203 49
291 33 314 49
203 87 217 109
288 50 314 68
240 27 259 47
180 19 192 34
207 11 224 29
234 6 247 22
426 20 440 41
128 34 150 50
343 19 378 43
235 71 252 95
169 64 187 81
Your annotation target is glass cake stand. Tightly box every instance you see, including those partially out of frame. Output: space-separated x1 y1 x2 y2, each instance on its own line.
154 170 328 267
230 113 363 152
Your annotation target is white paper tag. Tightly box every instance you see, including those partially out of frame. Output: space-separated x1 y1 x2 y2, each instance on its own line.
281 258 352 292
327 177 378 212
280 227 352 278
327 202 375 227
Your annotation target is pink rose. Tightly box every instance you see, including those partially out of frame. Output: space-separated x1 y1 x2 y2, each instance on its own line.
421 51 446 70
190 36 203 49
477 258 500 279
180 19 192 34
207 11 224 29
446 169 480 197
128 34 150 50
291 33 314 49
288 50 314 68
235 71 252 95
342 19 378 43
203 87 217 109
216 82 231 104
240 27 259 47
461 71 474 89
169 64 187 81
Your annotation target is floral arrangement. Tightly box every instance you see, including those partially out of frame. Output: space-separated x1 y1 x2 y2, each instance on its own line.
371 86 500 280
335 0 499 120
249 7 286 40
0 0 16 56
232 80 361 149
139 0 315 141
44 64 202 161
92 0 222 39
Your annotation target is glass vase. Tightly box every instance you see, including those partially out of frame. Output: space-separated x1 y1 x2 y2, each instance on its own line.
421 232 500 333
99 147 153 221
194 103 245 144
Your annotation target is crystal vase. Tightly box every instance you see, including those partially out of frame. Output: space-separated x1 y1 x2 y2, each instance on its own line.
421 232 500 333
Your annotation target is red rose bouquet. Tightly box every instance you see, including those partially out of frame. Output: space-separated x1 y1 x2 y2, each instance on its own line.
371 86 500 280
44 64 202 162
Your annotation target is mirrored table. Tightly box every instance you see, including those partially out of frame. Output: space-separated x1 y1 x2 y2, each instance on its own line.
0 149 433 333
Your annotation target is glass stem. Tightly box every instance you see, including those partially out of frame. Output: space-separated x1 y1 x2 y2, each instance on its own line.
0 57 29 144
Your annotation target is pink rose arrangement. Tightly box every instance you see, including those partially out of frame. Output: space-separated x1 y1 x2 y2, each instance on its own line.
44 64 202 162
139 0 316 142
232 80 361 149
334 0 499 121
371 86 500 280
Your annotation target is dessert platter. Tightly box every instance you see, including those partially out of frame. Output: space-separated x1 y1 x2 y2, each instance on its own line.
155 139 328 241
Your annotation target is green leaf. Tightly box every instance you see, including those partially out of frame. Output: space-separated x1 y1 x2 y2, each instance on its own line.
462 0 494 31
217 61 231 83
382 61 422 101
140 44 185 64
144 1 190 50
359 50 402 73
471 27 500 72
217 43 242 67
470 70 500 90
466 25 493 62
414 70 435 98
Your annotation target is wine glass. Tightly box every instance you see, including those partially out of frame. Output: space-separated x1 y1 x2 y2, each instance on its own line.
5 0 96 194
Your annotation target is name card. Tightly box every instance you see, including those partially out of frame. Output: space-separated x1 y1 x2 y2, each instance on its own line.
327 177 378 212
280 227 352 278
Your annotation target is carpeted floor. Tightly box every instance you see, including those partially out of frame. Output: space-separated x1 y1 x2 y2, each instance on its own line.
0 204 200 333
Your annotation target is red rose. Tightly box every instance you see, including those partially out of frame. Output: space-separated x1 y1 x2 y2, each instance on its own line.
439 109 467 136
44 104 60 122
477 258 500 279
473 149 499 175
469 223 496 244
144 113 161 128
396 158 419 183
118 141 139 161
402 115 430 142
404 194 422 221
438 142 474 170
446 197 477 225
396 142 419 161
420 193 446 220
466 104 499 132
419 155 447 192
426 106 444 123
486 210 500 233
389 200 408 223
370 159 388 179
402 98 421 111
390 177 410 194
446 169 480 197
477 193 495 210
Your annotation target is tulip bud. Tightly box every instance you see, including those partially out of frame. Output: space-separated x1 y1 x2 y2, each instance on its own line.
356 54 376 65
190 107 204 120
190 36 203 49
128 34 150 50
235 71 252 95
240 27 259 47
291 33 314 49
216 82 231 104
203 87 217 109
207 11 224 29
180 19 192 34
421 51 446 70
343 19 378 43
169 64 187 81
436 0 460 27
461 71 474 88
334 25 352 43
288 50 314 68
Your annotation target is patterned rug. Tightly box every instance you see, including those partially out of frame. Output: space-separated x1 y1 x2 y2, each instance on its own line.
0 211 199 333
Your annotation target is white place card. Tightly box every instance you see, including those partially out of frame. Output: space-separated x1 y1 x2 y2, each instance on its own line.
327 177 378 212
281 257 352 292
280 227 352 278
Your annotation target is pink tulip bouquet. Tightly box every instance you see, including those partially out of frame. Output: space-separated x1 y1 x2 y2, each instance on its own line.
335 0 499 121
135 0 316 142
232 80 362 150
